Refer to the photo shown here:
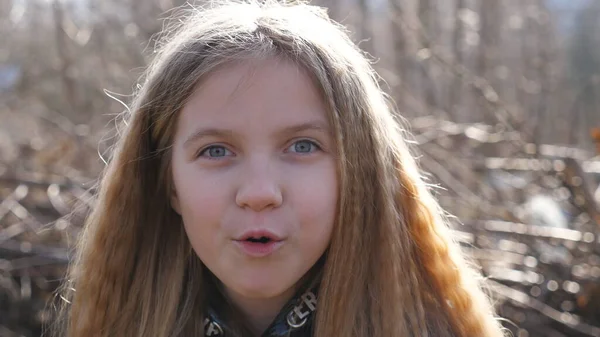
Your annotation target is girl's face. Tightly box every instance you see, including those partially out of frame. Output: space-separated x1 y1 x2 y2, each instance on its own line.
171 58 337 312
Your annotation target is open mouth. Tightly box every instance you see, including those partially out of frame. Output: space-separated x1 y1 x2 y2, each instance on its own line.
235 231 284 257
237 230 283 243
246 236 273 244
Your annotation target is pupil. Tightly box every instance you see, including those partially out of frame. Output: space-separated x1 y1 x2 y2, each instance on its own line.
294 141 311 153
209 147 225 157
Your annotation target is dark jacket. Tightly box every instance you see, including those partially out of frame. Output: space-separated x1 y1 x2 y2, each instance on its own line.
203 287 318 337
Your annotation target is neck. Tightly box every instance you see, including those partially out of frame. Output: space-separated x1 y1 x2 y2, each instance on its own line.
225 286 297 336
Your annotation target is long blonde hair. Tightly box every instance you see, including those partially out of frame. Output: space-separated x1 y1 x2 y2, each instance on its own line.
52 1 506 336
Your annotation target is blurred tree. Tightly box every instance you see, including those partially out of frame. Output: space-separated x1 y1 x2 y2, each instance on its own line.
449 0 466 121
477 0 501 125
357 0 373 54
568 0 600 148
417 0 438 114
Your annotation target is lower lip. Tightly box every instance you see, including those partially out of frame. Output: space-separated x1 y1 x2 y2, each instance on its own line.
234 240 284 257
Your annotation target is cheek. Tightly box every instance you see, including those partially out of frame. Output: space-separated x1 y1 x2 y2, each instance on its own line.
292 163 338 247
172 166 232 244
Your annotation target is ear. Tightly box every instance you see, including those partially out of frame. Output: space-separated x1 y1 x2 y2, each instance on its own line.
171 187 181 215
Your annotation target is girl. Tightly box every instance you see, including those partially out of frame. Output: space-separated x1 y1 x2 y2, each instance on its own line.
52 1 506 336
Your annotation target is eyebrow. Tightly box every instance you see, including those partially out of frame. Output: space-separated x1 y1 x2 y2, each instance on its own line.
277 121 331 138
182 121 331 149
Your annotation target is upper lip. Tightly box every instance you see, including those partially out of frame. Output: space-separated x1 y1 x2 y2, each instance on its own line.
235 229 284 241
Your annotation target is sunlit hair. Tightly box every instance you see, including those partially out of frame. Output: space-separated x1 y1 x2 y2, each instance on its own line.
52 1 506 336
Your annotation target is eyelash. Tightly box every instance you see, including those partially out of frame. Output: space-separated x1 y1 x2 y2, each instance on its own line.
196 139 322 159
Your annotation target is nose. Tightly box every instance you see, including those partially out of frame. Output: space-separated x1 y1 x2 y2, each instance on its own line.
235 162 283 211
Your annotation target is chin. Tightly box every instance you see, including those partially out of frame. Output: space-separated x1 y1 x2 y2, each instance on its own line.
230 276 294 299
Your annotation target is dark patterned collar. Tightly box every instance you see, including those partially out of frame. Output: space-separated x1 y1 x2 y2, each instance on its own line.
203 286 318 337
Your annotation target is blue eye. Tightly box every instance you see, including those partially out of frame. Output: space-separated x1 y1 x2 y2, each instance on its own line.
289 140 320 154
198 145 232 158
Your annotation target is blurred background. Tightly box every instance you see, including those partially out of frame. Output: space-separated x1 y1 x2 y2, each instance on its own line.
1 0 600 336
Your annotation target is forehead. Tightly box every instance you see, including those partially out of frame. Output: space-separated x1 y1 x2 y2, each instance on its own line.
176 57 329 136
